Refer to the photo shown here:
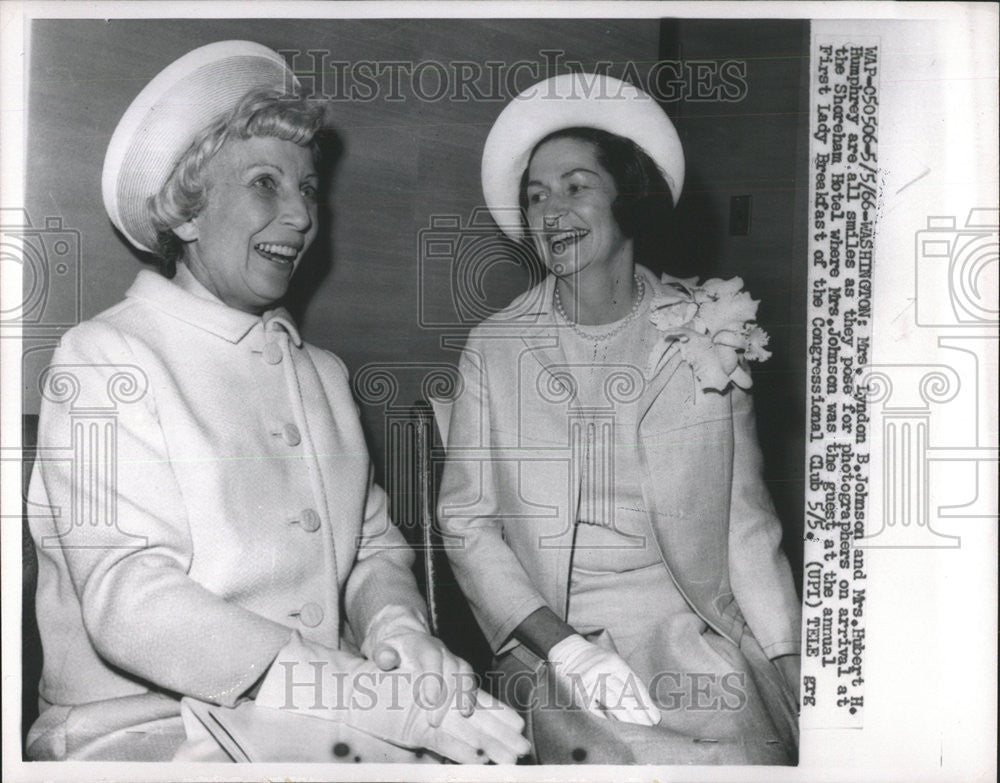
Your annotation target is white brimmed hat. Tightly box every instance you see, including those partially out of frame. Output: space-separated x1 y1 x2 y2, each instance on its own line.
481 73 684 239
101 40 298 253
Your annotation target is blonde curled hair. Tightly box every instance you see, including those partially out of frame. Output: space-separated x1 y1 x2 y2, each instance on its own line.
148 88 326 275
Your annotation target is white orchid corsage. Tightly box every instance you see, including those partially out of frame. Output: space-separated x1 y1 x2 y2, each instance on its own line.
647 275 771 392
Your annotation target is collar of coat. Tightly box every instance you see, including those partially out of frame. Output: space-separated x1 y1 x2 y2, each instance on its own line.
484 263 698 422
489 262 682 321
485 262 686 378
125 266 304 347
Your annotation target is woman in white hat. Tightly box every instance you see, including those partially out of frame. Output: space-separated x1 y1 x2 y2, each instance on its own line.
439 73 801 764
26 41 528 764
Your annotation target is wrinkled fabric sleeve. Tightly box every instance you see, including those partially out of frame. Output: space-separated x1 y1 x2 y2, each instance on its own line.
310 350 428 645
437 335 548 652
32 321 292 707
344 468 427 644
727 382 802 658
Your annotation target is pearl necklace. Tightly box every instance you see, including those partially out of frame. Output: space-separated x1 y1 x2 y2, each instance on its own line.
553 274 645 343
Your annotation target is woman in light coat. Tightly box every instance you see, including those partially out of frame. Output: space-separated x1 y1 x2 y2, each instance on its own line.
26 41 526 764
438 73 801 764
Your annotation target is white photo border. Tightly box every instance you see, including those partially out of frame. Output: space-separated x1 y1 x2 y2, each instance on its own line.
2 2 996 782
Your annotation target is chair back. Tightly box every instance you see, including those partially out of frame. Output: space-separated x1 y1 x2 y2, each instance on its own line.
401 400 491 673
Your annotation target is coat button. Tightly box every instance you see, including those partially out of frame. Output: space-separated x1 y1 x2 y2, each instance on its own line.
263 342 283 365
294 602 324 628
300 508 321 532
282 423 301 446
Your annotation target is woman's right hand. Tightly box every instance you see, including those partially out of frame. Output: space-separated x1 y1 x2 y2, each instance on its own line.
547 634 661 726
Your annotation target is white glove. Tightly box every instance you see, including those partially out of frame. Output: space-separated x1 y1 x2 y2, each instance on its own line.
258 632 530 764
361 605 476 725
547 634 661 726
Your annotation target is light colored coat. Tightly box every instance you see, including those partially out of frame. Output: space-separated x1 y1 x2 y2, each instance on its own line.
27 268 424 759
438 265 800 660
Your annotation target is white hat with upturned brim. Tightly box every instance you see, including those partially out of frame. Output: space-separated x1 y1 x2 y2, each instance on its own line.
101 40 298 253
481 73 684 239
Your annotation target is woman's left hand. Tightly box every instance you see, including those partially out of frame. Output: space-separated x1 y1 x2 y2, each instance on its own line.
361 605 477 726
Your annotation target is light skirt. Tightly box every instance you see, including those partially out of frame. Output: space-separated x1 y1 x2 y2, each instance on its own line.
494 561 799 765
26 693 186 761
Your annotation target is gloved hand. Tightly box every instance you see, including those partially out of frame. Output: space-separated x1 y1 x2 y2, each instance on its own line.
257 632 530 764
361 605 476 726
547 633 661 726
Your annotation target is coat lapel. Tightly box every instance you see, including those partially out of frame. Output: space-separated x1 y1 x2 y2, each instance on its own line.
505 276 579 615
514 274 574 401
635 344 694 433
520 326 578 614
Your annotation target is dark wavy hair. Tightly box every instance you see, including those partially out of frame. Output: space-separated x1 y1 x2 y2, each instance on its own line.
518 126 676 271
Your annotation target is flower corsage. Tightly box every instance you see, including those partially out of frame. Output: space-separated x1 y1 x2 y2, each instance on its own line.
647 275 772 392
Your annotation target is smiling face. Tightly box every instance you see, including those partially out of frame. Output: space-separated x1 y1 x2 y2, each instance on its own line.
175 135 319 314
524 136 630 279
